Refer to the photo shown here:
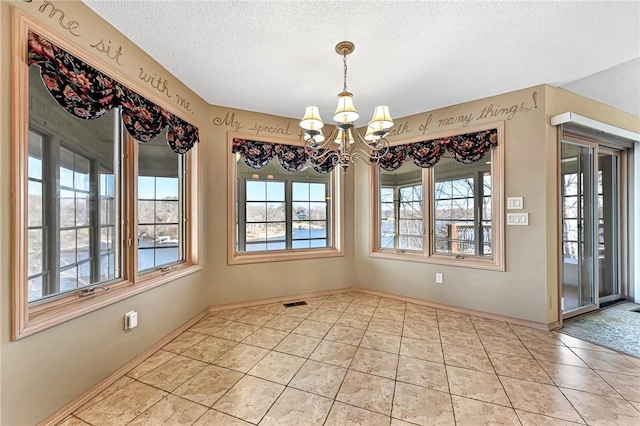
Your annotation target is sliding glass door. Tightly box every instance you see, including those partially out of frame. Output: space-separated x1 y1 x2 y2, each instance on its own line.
598 150 620 302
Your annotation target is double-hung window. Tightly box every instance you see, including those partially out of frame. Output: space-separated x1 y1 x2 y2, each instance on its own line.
228 135 342 264
371 123 504 270
12 22 200 339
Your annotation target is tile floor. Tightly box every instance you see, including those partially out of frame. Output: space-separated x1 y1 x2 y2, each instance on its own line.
59 291 640 426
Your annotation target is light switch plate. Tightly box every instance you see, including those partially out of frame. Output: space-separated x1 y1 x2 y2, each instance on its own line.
507 197 523 210
507 213 529 226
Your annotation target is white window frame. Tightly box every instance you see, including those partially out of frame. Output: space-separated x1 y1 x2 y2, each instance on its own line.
11 12 202 339
227 132 343 265
370 122 505 271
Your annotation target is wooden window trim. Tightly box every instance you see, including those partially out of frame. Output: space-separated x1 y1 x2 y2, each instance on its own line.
227 132 344 265
369 121 505 271
11 10 202 340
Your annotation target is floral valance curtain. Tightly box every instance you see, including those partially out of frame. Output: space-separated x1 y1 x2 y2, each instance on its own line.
379 129 498 171
27 31 198 154
232 138 337 174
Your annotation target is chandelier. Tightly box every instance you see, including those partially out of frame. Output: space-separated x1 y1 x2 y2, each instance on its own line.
299 41 393 172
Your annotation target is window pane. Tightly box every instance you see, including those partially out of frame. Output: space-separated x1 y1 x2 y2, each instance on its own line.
27 229 43 276
28 131 43 180
433 153 492 257
28 276 43 302
138 129 183 272
60 229 76 266
75 192 90 226
60 189 75 228
59 147 74 188
28 181 43 227
235 151 332 253
74 155 90 191
77 228 90 261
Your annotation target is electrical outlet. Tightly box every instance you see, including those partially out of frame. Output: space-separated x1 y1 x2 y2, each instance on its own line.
125 310 138 330
435 273 443 284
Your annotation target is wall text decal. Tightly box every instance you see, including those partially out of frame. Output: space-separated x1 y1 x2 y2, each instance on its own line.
247 122 293 137
212 111 244 132
89 39 124 65
23 0 81 37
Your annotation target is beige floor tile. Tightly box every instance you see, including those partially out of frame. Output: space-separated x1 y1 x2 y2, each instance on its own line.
436 309 469 320
391 419 416 426
306 308 342 324
471 317 518 338
401 321 440 342
623 354 640 368
344 302 377 317
254 303 287 315
350 347 399 379
174 364 244 407
211 308 252 321
212 322 260 342
392 381 454 426
126 350 177 380
182 336 237 363
324 402 391 425
75 376 135 412
361 330 402 354
400 337 444 363
138 355 207 392
335 312 372 329
368 318 404 335
378 298 406 310
273 333 321 357
192 409 252 425
405 310 439 324
396 355 449 392
630 400 640 411
327 293 356 303
263 314 303 332
163 331 209 354
235 310 276 327
442 344 493 373
241 327 288 349
320 300 350 312
570 348 640 376
213 375 284 424
489 352 553 384
373 307 405 321
189 316 233 335
325 324 366 345
353 294 381 306
500 376 583 423
56 416 92 426
554 333 615 352
247 350 305 384
516 410 585 425
336 370 395 415
438 317 476 333
309 340 358 367
259 387 333 426
289 359 347 398
451 395 520 426
527 344 589 367
447 365 511 406
406 302 436 314
75 381 167 426
479 334 532 357
281 304 317 319
440 329 483 349
291 319 332 338
538 361 619 398
595 370 640 402
510 325 564 346
127 394 207 426
212 343 269 373
561 388 640 425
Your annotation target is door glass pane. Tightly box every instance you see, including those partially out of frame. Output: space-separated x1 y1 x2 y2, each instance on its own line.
561 142 596 313
597 153 619 299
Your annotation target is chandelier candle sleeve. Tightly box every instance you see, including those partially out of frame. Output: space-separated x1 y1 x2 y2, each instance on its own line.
300 41 393 172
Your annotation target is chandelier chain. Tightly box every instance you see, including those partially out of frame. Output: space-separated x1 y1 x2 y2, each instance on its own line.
342 54 348 92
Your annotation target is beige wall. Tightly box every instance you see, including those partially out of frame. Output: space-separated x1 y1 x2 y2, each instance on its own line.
1 2 638 425
1 2 354 424
355 87 552 324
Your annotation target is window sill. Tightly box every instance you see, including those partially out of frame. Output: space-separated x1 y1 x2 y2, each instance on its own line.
369 250 505 271
228 247 344 265
16 264 202 340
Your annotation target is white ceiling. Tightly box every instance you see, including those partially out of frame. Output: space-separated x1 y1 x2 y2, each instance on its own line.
83 1 640 121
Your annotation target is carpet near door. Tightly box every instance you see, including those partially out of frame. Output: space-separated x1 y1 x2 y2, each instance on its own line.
560 302 640 358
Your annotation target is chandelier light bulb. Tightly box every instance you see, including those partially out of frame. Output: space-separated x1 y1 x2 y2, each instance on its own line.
333 92 359 123
300 106 324 131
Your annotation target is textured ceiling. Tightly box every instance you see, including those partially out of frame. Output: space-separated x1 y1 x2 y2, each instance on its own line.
83 1 640 121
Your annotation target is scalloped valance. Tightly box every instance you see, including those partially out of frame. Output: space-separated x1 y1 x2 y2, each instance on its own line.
379 129 498 171
232 138 337 174
27 31 198 154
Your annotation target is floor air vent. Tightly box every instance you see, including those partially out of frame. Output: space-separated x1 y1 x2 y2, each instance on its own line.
283 301 308 308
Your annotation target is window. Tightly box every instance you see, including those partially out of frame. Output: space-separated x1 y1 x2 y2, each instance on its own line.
12 23 200 339
228 135 342 264
371 124 504 270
